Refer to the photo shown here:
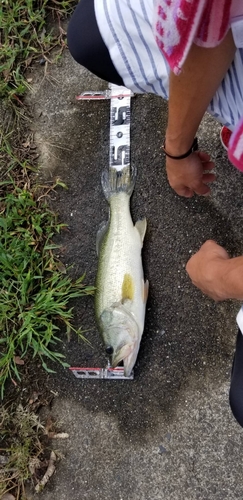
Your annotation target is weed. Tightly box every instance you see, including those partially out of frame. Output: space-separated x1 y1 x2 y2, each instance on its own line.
0 178 95 397
0 0 78 101
0 403 55 499
0 0 91 496
0 0 93 397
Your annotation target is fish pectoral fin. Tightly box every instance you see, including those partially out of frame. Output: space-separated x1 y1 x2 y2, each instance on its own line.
135 218 147 244
96 220 109 256
143 279 149 304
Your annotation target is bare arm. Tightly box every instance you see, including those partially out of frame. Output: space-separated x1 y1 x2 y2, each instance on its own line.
165 30 236 197
186 241 243 301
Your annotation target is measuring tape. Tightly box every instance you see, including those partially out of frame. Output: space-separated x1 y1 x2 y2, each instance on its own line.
70 365 134 380
109 84 133 171
77 83 133 172
72 84 134 380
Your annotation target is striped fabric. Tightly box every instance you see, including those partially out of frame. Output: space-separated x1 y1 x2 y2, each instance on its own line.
94 0 243 153
95 0 170 98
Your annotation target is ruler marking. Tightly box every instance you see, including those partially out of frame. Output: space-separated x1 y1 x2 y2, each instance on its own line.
109 84 132 171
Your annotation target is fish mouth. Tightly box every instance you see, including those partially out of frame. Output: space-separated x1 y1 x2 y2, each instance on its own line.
100 304 141 376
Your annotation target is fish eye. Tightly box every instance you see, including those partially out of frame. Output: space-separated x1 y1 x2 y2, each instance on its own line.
105 346 114 355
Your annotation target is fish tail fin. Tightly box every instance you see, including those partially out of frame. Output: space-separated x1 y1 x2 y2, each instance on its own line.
101 165 136 202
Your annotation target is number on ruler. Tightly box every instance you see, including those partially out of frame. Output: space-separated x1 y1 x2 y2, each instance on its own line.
110 145 130 167
112 106 130 126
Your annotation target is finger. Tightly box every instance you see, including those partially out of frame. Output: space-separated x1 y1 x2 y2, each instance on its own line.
175 186 194 198
201 240 230 259
197 151 211 161
194 184 211 196
201 239 218 246
202 161 215 171
183 188 194 198
185 258 193 274
199 240 219 252
202 173 216 183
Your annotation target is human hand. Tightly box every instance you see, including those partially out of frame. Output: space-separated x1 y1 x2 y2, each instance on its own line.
186 240 230 300
166 151 216 197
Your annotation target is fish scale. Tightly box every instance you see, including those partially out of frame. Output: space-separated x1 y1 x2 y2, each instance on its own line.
96 191 142 315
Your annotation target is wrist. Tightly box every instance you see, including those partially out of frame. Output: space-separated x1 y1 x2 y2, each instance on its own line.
163 137 198 160
221 258 243 301
213 258 243 301
165 131 197 156
211 259 231 300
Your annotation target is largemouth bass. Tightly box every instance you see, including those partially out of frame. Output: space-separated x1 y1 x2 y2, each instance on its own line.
95 165 148 377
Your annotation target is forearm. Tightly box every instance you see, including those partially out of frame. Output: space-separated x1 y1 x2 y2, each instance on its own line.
166 30 236 155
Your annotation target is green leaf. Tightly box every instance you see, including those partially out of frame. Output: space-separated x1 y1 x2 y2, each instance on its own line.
42 362 56 374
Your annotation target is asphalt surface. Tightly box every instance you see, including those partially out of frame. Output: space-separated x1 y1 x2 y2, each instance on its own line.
24 46 243 500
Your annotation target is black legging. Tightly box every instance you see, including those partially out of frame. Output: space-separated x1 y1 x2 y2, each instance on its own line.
67 0 124 86
229 329 243 427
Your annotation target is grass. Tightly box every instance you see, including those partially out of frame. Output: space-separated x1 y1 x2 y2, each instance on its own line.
0 0 95 497
0 0 77 102
0 176 94 398
0 404 43 497
0 402 58 498
0 0 91 399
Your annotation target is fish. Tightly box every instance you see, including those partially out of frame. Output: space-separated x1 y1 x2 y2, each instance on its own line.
95 165 149 376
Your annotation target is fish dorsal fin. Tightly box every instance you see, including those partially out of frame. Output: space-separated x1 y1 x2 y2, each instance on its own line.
135 218 147 243
122 273 135 301
96 220 109 256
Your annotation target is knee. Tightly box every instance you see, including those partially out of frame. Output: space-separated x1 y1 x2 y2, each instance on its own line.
67 0 94 66
229 329 243 428
67 10 85 65
229 384 243 428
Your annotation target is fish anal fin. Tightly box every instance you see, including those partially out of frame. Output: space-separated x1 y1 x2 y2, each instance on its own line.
135 218 147 243
142 279 149 304
122 273 135 301
96 220 109 256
